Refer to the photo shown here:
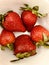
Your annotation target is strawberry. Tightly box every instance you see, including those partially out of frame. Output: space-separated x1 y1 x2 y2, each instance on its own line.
21 10 37 31
1 11 26 32
0 30 15 50
31 25 49 42
13 34 36 59
20 4 47 31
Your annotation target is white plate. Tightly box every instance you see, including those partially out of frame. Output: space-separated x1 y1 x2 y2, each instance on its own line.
0 0 49 65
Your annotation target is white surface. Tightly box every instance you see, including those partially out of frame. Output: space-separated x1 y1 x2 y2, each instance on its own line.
0 0 49 65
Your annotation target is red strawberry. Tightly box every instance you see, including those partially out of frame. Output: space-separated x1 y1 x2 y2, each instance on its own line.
31 25 49 42
14 35 36 59
2 11 26 32
20 4 47 31
0 30 15 50
21 10 37 31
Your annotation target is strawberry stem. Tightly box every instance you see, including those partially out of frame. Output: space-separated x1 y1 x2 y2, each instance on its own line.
10 58 23 62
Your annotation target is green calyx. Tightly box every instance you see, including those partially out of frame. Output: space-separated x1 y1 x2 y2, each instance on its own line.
7 43 14 50
0 14 5 24
36 33 49 48
1 43 14 50
16 50 36 59
32 6 39 11
20 4 39 11
20 4 47 18
10 50 36 62
0 14 2 21
16 52 30 59
1 45 5 50
20 4 32 11
36 40 44 48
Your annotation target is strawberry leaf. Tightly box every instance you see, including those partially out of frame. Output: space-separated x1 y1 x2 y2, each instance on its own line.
37 13 47 18
36 40 44 48
32 6 39 11
1 46 5 50
7 44 14 50
24 4 29 7
43 43 49 48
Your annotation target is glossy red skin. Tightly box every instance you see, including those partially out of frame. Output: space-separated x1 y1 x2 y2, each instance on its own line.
31 25 49 42
21 10 37 31
14 35 36 54
0 30 15 46
2 11 26 32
